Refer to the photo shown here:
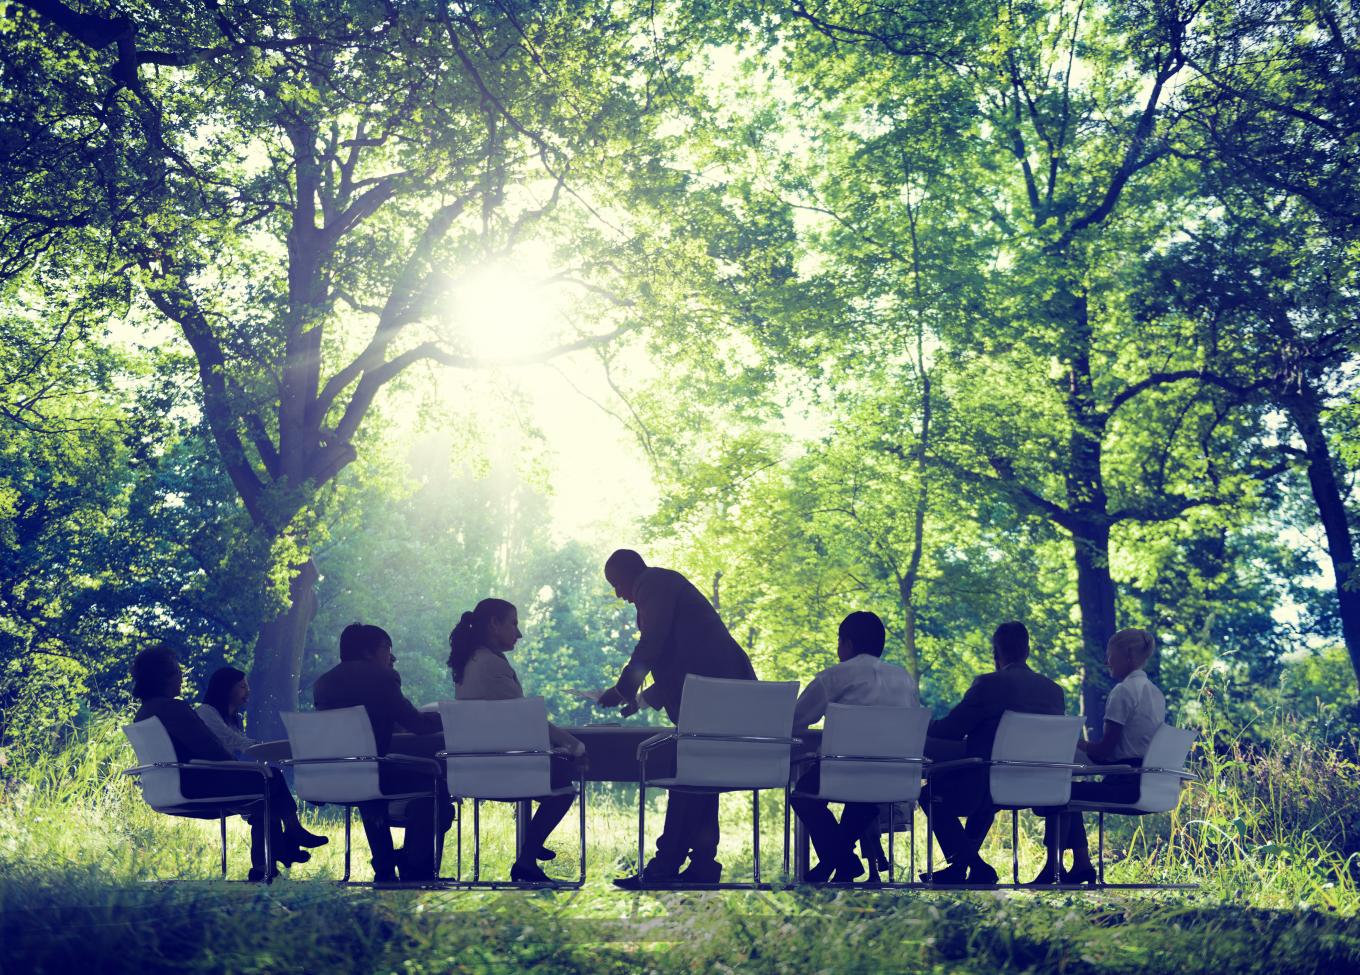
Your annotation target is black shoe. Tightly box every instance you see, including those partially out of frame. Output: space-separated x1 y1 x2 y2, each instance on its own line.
288 828 329 849
676 859 723 885
968 860 999 885
920 862 970 885
614 859 682 890
275 847 311 868
1061 864 1098 886
510 860 554 884
247 865 279 882
535 846 557 861
829 856 866 885
804 859 837 884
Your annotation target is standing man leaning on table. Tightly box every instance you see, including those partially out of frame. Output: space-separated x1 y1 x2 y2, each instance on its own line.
595 549 757 888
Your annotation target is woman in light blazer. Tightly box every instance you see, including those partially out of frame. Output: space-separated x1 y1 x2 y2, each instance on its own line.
449 598 585 884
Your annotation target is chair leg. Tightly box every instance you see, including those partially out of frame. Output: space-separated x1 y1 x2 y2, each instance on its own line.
343 806 352 882
925 792 934 885
1049 814 1061 884
456 800 463 882
261 788 273 884
782 784 791 880
219 817 229 879
752 790 761 888
909 807 916 884
637 780 647 886
578 779 587 887
432 788 440 881
473 799 481 883
1011 809 1019 886
1097 811 1105 886
887 803 895 886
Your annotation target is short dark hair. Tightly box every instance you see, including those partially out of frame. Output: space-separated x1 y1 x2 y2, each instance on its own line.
604 548 647 582
131 645 180 699
339 622 392 662
992 621 1030 662
838 611 887 657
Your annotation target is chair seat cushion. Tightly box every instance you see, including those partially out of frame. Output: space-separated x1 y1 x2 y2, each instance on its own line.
1065 801 1149 814
151 797 263 816
450 784 577 800
647 777 768 793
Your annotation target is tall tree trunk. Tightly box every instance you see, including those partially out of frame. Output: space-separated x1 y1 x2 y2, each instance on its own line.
1286 392 1360 695
1072 521 1118 732
247 558 319 741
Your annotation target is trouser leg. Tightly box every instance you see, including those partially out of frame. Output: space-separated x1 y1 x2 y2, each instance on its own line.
838 802 880 859
961 803 997 865
656 790 720 867
358 800 398 879
790 795 844 865
520 795 574 863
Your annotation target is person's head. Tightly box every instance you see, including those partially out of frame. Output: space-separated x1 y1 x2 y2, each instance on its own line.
339 622 395 667
991 621 1030 669
448 598 519 683
604 549 648 603
131 645 182 700
202 666 249 726
837 611 886 661
1106 628 1155 680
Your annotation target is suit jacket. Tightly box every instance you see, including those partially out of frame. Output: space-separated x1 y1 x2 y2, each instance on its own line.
928 661 1065 759
455 646 584 755
312 659 439 755
619 566 756 722
135 696 234 763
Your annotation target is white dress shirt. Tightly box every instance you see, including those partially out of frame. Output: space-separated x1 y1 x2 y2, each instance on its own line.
194 703 257 757
1103 669 1166 760
793 653 920 731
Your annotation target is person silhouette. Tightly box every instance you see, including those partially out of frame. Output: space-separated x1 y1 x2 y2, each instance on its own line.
595 549 756 888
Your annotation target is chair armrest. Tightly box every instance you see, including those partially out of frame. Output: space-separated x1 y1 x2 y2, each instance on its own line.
925 757 986 775
186 759 272 775
988 759 1087 771
820 754 928 765
378 754 443 774
435 749 553 759
674 732 803 746
1073 764 1196 780
636 732 676 759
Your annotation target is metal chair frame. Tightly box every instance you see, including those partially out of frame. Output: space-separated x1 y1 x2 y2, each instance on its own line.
787 753 930 886
923 756 1087 887
635 730 801 890
278 753 446 887
121 759 274 882
1059 764 1200 890
436 747 587 889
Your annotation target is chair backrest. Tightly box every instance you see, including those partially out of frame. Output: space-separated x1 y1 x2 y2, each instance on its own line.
123 718 187 808
673 676 799 789
282 707 384 803
438 698 552 799
818 704 932 803
988 711 1084 807
1134 724 1196 812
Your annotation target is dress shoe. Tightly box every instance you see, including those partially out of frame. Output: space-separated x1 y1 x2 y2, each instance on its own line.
510 860 554 884
1061 864 1098 886
275 846 311 867
919 862 970 885
288 828 329 849
804 859 837 883
247 865 279 882
968 860 999 885
535 845 557 861
614 859 682 890
829 856 866 885
676 859 723 884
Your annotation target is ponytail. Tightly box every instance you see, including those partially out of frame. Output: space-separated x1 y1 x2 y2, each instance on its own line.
448 598 516 684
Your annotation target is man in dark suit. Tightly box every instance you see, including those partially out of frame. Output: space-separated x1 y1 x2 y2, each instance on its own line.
596 549 757 888
312 623 451 882
924 620 1065 884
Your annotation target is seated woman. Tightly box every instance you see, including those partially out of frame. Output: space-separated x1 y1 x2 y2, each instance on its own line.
197 665 327 852
1032 628 1166 885
448 598 586 884
131 647 321 880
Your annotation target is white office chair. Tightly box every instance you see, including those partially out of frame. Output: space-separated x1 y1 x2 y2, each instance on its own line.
788 704 932 884
122 718 274 880
925 711 1085 886
436 697 585 888
636 675 800 889
279 707 444 884
1066 723 1198 887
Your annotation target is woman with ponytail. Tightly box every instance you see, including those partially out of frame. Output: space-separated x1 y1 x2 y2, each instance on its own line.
449 598 586 883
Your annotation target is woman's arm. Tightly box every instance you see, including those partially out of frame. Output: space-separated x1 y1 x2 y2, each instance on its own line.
1079 719 1125 761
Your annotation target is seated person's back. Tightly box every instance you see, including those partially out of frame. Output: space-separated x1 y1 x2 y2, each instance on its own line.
794 610 919 730
313 625 439 753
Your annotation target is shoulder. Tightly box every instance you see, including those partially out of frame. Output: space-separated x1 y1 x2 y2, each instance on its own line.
466 647 511 673
195 703 221 723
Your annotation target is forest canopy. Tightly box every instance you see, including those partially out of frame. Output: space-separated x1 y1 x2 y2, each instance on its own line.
1 0 1357 757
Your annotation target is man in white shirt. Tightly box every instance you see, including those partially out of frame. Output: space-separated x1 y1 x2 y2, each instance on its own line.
789 612 919 883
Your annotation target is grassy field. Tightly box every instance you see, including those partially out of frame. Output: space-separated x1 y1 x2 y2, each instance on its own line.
2 713 1358 973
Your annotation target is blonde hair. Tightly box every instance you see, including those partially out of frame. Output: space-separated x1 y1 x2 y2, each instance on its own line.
1109 628 1155 667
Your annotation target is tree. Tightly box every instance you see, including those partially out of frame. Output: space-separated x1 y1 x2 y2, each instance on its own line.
2 1 680 735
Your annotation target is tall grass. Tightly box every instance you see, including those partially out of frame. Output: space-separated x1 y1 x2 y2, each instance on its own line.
3 708 1360 973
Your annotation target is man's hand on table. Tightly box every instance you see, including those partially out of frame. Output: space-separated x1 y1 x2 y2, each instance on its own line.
594 684 639 717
